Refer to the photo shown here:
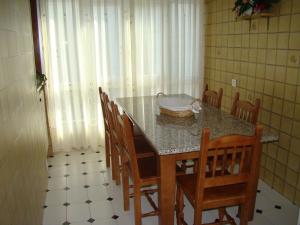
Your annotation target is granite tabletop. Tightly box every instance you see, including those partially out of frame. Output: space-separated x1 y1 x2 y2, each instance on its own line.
116 94 279 155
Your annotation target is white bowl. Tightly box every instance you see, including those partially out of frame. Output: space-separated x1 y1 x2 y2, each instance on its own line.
158 96 193 112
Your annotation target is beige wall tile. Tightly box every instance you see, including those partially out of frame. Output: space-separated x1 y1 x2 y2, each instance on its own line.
295 191 300 206
249 49 258 63
240 49 249 61
264 80 274 95
258 34 267 48
281 117 293 134
262 95 273 110
284 183 296 202
258 18 268 32
268 34 278 49
276 50 288 66
261 110 271 124
255 78 264 93
297 175 300 189
286 168 298 186
286 67 298 84
282 101 295 118
292 121 300 138
267 49 277 65
270 112 282 129
279 132 291 150
269 17 279 33
266 157 275 171
272 98 283 114
275 66 286 82
273 176 285 193
288 152 300 171
291 14 300 32
292 0 300 13
257 50 267 64
241 34 249 48
274 82 285 98
275 162 286 179
265 65 275 80
279 15 291 32
264 169 275 185
250 20 259 33
280 0 292 14
205 0 300 207
256 64 266 78
297 87 300 103
289 33 300 49
284 84 297 101
291 138 300 156
277 33 290 49
294 104 300 120
266 143 277 158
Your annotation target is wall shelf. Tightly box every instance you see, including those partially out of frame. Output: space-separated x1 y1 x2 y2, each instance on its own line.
235 12 275 31
236 12 273 20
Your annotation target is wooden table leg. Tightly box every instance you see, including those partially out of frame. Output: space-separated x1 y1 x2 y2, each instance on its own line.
248 142 263 221
158 155 176 225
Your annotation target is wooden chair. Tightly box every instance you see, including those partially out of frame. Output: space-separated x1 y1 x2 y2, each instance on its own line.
118 113 185 225
107 100 155 185
202 84 223 109
231 92 260 124
99 87 111 168
176 125 263 225
118 113 160 225
181 84 223 172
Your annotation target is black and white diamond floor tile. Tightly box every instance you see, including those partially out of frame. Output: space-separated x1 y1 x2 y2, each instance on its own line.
43 149 299 225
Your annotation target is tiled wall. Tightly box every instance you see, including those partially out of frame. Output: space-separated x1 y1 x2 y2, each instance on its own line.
0 0 48 224
204 0 300 206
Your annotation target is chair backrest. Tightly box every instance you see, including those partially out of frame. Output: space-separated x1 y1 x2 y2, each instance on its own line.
101 92 111 132
202 84 223 109
99 87 105 122
112 102 125 148
230 92 260 124
106 100 119 144
117 113 140 183
195 125 263 205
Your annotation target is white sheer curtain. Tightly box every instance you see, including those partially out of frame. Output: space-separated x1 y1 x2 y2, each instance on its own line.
40 0 205 152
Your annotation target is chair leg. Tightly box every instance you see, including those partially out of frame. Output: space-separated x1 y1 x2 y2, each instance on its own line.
194 205 203 225
176 185 184 225
193 159 198 173
122 161 130 211
181 160 188 172
134 186 142 225
239 204 249 225
217 207 226 222
115 149 121 185
105 131 110 168
110 140 117 181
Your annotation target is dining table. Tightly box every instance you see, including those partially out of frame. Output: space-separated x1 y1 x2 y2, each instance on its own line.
116 94 279 225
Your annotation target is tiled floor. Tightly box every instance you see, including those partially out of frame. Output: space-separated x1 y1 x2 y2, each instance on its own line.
43 149 299 225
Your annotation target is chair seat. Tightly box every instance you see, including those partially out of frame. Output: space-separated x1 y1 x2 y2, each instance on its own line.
126 157 184 185
133 125 143 136
134 137 156 158
138 157 159 181
177 174 246 209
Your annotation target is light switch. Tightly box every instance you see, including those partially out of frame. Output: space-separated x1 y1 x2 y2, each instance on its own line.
232 79 237 87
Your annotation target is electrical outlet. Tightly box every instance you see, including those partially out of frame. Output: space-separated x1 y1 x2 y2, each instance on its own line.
232 79 237 87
